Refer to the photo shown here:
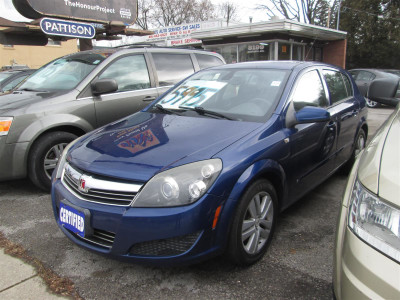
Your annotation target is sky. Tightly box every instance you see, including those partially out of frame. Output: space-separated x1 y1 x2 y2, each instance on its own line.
0 0 270 24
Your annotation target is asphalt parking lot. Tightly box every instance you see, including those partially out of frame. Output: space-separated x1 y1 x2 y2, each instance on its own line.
0 107 394 300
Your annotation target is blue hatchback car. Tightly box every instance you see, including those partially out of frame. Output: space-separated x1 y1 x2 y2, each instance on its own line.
51 61 368 266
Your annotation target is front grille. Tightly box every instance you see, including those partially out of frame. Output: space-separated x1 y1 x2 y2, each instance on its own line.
129 231 201 257
61 163 142 206
66 228 116 249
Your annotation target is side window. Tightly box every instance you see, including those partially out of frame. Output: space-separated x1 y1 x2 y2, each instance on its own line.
152 53 195 86
2 75 28 91
322 69 349 104
357 71 375 81
99 55 150 92
348 70 358 79
342 74 353 98
292 70 328 111
195 54 224 69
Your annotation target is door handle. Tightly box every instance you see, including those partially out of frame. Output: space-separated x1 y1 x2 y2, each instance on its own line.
143 96 156 102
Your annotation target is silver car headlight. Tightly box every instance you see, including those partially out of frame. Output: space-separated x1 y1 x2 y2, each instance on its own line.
131 159 222 207
348 180 400 262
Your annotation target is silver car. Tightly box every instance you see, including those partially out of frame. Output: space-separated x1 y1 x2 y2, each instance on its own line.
333 78 400 299
0 47 225 190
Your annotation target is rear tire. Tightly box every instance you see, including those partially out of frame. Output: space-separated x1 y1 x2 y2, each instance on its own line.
228 179 277 266
28 131 78 191
342 128 366 174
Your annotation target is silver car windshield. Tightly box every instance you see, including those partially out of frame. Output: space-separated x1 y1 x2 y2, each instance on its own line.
156 68 289 122
17 53 109 91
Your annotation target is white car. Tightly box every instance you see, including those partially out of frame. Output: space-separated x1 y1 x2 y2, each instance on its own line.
333 78 400 299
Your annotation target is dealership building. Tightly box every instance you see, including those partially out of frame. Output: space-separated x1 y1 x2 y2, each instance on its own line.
139 19 347 68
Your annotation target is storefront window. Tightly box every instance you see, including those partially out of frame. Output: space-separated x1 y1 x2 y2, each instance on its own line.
238 43 270 62
278 42 291 60
292 44 304 60
206 45 238 64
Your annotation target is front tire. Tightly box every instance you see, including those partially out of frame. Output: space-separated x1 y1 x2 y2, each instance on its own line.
228 179 277 266
366 98 380 108
28 131 78 191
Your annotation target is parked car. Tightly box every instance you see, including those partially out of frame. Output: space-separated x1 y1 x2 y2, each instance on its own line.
333 78 400 299
348 68 400 108
0 47 225 190
51 61 368 266
0 69 36 94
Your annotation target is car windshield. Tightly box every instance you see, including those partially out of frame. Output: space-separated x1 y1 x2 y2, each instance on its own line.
154 68 289 122
17 52 110 91
0 72 13 83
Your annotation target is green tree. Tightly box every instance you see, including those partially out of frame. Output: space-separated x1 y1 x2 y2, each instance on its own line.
340 0 400 68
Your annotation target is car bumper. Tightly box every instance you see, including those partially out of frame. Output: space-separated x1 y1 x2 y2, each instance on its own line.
0 137 28 181
51 179 227 266
333 206 400 300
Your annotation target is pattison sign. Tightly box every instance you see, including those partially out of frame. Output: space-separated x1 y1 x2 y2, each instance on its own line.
13 0 138 25
40 18 95 39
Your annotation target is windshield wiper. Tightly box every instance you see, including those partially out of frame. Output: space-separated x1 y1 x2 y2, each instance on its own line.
154 104 183 115
182 106 233 120
17 88 46 92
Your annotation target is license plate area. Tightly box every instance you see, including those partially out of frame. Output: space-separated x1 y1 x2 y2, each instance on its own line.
59 200 92 238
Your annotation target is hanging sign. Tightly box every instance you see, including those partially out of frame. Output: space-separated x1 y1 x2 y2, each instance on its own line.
40 18 95 39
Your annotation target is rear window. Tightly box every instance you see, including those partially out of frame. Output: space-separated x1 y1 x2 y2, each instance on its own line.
195 54 224 69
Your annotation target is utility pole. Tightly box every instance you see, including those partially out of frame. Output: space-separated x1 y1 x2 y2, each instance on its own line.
336 0 342 30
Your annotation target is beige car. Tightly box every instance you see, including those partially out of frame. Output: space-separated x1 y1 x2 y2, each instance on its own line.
333 79 400 299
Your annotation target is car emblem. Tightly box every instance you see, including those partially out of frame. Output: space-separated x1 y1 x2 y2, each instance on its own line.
78 176 89 193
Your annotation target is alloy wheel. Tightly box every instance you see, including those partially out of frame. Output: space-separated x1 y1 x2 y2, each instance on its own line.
43 142 68 179
241 191 274 254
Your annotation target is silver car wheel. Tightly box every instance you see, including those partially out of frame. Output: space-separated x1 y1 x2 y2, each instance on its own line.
241 191 274 254
44 142 68 179
355 133 366 157
366 98 378 108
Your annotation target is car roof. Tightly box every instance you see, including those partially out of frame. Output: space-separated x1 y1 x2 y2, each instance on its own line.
202 60 335 71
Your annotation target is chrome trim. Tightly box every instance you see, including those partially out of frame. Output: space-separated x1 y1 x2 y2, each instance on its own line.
61 163 142 206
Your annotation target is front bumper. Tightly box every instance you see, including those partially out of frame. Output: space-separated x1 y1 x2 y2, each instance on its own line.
0 137 29 181
333 206 400 300
51 179 227 266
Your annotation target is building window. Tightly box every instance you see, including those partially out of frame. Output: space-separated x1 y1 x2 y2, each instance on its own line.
47 39 61 46
205 45 238 64
278 42 291 60
238 43 271 62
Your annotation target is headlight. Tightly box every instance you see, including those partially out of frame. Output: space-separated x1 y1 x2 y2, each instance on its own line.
54 137 81 180
0 117 13 136
348 180 400 262
132 159 222 207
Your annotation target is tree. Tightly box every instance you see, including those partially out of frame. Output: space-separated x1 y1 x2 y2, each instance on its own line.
218 2 238 26
257 0 339 26
339 0 400 68
136 0 154 30
151 0 215 27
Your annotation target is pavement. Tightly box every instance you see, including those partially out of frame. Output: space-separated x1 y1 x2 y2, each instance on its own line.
0 249 66 299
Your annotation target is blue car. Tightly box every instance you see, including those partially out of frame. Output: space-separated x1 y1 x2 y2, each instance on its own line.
51 61 368 266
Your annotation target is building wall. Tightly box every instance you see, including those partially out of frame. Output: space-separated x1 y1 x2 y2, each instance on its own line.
322 39 347 69
0 39 78 69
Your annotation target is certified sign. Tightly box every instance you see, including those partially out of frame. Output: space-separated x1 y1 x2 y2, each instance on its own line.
40 18 95 39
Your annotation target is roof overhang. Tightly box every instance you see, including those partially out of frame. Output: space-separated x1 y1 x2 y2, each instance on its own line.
191 19 347 42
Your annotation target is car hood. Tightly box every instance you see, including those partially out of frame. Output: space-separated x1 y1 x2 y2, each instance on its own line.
358 107 400 206
68 112 261 182
0 90 64 114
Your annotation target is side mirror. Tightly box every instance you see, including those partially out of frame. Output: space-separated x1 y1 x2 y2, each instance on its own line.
367 78 400 107
91 78 118 96
295 106 330 124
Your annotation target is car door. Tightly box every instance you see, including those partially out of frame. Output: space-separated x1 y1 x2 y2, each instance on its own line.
92 53 158 127
285 69 337 200
354 70 376 96
321 68 360 166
